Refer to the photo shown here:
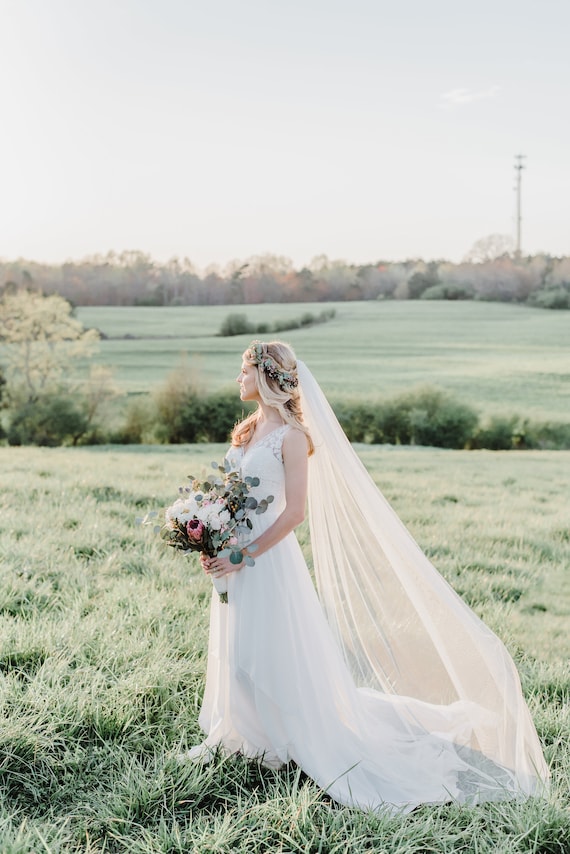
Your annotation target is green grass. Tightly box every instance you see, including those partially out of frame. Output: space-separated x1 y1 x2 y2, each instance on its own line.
77 301 570 421
0 444 568 852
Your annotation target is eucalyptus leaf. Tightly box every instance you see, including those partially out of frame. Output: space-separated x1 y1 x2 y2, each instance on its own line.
244 555 255 567
230 551 243 565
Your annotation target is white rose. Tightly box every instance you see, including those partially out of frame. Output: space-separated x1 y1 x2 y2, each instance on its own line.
207 510 223 531
218 509 230 525
194 504 211 523
166 497 199 524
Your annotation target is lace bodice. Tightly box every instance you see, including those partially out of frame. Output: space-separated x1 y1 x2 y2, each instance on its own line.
226 425 290 523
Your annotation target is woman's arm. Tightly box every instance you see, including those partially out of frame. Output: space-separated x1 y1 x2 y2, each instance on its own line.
201 428 308 578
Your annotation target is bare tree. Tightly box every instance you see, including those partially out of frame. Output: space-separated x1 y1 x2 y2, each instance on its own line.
463 234 515 263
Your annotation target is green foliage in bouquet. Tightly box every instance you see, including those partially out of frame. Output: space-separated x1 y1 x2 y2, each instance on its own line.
141 459 274 567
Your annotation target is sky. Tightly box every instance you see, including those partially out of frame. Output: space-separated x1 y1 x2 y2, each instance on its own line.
1 0 569 271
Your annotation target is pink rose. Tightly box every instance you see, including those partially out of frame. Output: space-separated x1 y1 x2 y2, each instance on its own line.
186 519 205 541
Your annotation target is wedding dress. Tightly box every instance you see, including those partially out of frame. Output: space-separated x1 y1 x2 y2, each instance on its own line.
196 365 549 813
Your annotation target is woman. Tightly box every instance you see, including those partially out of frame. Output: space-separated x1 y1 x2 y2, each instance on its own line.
189 340 548 814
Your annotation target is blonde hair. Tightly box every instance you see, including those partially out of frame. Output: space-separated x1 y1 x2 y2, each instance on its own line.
232 340 314 455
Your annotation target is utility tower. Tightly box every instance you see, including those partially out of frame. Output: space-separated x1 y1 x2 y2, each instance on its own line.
514 154 526 258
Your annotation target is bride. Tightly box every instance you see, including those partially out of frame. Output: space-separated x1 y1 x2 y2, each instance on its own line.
189 340 548 813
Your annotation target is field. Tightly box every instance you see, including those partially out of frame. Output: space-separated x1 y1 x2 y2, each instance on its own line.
77 301 570 421
0 443 568 853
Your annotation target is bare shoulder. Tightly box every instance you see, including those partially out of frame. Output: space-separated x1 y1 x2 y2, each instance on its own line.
282 426 310 458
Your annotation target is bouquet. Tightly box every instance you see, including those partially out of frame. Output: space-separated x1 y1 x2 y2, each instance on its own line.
147 459 273 603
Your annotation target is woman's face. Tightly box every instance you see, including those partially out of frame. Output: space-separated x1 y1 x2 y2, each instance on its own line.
236 361 260 402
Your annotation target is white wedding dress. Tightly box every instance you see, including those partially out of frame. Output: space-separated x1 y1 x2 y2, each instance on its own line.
196 423 548 813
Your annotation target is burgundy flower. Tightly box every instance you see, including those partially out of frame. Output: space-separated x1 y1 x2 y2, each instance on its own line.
186 519 205 541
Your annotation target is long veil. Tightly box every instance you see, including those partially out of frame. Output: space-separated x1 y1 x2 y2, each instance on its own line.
297 360 548 795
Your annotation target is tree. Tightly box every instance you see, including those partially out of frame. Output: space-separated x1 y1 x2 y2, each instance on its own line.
0 290 99 403
463 234 515 263
407 261 440 299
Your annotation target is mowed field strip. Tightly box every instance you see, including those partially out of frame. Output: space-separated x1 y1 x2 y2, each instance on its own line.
78 301 570 420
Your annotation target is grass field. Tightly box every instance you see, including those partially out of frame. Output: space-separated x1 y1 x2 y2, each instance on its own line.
77 302 570 422
0 443 568 852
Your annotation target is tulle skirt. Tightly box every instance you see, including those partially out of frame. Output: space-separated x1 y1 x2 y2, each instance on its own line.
198 529 531 813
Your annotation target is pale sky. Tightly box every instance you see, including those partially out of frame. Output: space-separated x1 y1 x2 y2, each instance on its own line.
1 0 569 271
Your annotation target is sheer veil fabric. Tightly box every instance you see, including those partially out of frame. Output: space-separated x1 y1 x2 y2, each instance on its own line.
297 360 549 797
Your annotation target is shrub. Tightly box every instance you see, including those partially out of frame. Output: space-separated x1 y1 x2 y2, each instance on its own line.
300 312 316 326
375 388 479 449
273 318 301 332
219 309 337 337
408 265 439 299
154 390 254 444
527 286 570 310
152 360 204 434
471 415 520 450
114 396 157 444
421 283 474 301
0 366 6 408
518 419 570 450
219 313 255 337
335 401 379 443
334 389 478 449
198 392 254 442
8 395 89 446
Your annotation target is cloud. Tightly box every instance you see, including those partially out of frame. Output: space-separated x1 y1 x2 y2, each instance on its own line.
440 86 500 107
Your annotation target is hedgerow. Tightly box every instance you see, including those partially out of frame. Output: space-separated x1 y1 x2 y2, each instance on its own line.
4 384 569 450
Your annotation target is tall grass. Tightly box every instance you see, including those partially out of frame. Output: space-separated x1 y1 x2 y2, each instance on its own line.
0 444 568 852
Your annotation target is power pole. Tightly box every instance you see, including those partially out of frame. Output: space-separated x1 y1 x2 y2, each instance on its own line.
514 154 526 259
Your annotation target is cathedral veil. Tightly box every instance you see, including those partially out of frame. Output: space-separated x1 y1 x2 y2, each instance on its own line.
297 360 549 796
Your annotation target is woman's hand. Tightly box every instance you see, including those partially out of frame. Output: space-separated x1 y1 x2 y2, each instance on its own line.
200 552 244 578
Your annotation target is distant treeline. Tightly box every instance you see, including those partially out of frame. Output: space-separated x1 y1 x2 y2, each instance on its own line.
1 245 569 309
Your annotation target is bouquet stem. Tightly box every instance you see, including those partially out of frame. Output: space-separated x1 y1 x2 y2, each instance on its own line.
213 575 228 605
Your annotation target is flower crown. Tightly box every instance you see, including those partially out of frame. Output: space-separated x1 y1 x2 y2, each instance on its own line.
248 342 299 392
